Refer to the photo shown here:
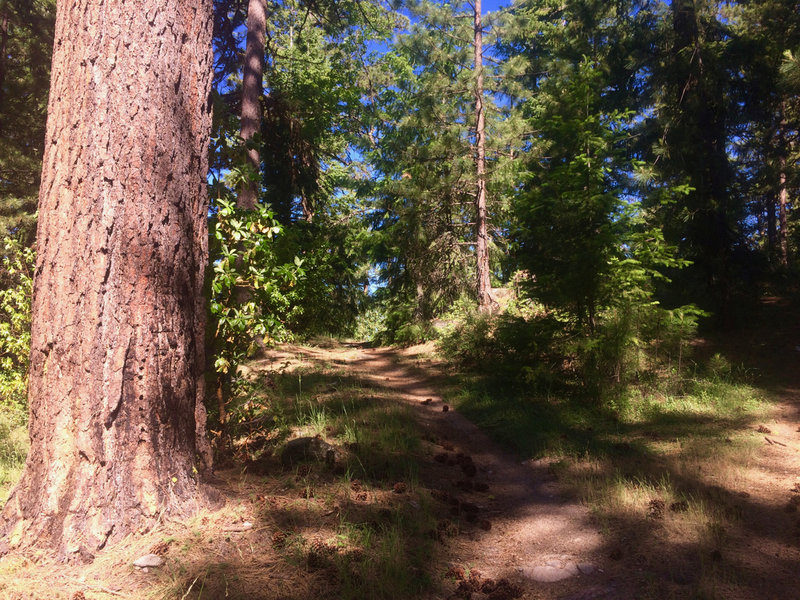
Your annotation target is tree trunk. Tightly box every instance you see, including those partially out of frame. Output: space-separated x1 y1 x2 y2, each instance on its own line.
0 11 8 116
779 157 789 266
0 0 216 556
474 0 491 312
239 0 267 210
778 109 789 266
766 195 777 255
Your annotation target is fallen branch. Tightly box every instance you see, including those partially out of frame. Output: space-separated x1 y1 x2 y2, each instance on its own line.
68 579 130 598
765 436 788 447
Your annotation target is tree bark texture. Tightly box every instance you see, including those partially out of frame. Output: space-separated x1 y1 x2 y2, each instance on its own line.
238 0 267 210
0 0 215 555
473 0 491 311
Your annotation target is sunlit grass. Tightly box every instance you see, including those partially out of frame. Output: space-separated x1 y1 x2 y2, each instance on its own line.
192 361 438 600
445 349 771 598
0 407 28 504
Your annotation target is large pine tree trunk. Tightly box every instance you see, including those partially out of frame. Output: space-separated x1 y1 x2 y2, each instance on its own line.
239 0 267 210
0 0 216 556
474 0 492 311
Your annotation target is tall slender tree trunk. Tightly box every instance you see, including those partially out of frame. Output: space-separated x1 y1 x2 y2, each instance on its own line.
779 157 789 266
474 0 491 311
239 0 267 210
0 0 216 556
0 11 9 119
767 195 777 255
221 0 268 426
778 108 789 266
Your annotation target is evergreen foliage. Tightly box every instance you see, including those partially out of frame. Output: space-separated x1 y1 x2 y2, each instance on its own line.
0 0 55 242
368 0 520 331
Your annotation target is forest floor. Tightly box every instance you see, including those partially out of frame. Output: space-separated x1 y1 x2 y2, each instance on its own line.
1 299 800 599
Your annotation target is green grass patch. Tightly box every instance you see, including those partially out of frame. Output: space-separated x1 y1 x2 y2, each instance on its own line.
0 407 28 504
444 349 770 598
213 361 438 600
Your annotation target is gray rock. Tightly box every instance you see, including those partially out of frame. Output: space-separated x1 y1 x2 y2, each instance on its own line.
281 436 347 469
522 565 576 582
577 563 596 575
133 553 164 568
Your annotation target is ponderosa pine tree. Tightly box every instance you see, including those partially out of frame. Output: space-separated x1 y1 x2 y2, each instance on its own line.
731 0 800 267
473 0 492 311
0 0 55 242
0 0 217 554
648 0 742 313
370 0 514 324
239 0 267 210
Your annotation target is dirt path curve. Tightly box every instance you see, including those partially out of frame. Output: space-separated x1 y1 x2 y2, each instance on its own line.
346 345 621 600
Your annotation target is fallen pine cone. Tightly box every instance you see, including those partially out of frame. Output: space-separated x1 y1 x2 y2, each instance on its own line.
149 539 171 556
460 461 477 478
446 565 466 580
648 498 666 519
271 531 287 549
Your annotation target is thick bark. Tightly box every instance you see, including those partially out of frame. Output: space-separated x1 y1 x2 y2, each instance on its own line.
0 0 216 555
239 0 267 210
474 0 491 312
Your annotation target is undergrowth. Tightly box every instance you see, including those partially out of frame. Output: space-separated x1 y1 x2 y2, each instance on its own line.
154 358 438 600
0 408 27 504
439 305 773 599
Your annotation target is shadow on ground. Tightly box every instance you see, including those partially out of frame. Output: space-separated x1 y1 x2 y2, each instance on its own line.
161 302 800 600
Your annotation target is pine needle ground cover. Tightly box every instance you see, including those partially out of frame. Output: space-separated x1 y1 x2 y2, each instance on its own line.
442 311 799 599
0 345 445 600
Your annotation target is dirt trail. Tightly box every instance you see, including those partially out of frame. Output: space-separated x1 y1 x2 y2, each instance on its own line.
240 316 800 600
345 345 619 599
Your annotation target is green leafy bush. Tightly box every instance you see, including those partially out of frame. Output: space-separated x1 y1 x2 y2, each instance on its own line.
439 300 705 397
373 303 437 346
209 198 303 377
353 305 387 342
207 199 304 429
0 237 34 414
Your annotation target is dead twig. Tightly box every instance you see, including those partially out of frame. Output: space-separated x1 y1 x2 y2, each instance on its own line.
765 436 788 447
67 579 130 598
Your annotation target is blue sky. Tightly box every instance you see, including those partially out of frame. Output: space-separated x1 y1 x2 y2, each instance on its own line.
482 0 509 14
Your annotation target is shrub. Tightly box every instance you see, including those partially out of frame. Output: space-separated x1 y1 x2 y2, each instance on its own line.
0 237 34 414
438 299 704 398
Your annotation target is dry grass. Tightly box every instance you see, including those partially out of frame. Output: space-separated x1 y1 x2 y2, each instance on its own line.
445 329 800 600
0 353 444 600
